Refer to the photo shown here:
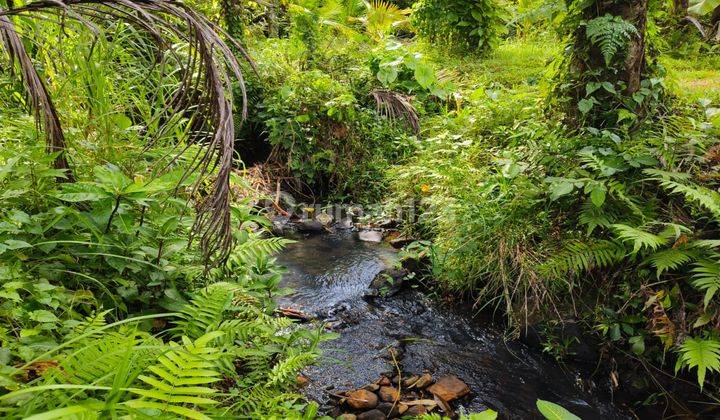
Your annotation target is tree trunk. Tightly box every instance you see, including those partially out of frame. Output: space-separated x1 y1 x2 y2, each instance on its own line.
562 0 653 129
674 0 688 16
582 0 649 95
267 0 278 38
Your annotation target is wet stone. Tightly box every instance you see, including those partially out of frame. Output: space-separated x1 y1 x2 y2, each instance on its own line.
346 389 379 410
377 402 408 417
404 404 427 416
297 219 325 232
427 375 470 402
402 374 419 388
337 414 357 420
378 386 400 402
363 383 380 392
413 373 433 389
359 229 383 243
316 213 334 226
356 409 386 420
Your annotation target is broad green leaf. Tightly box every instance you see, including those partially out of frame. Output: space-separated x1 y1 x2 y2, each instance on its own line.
578 98 594 114
414 63 436 89
536 399 581 420
377 65 398 85
676 337 720 390
590 187 606 207
4 239 31 250
464 410 498 420
548 180 575 200
689 0 720 15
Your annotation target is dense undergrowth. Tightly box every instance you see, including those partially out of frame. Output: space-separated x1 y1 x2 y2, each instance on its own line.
232 0 720 415
0 3 329 418
3 0 720 418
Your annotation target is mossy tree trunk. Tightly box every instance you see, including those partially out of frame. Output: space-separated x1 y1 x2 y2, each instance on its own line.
576 0 649 95
561 0 656 129
674 0 689 15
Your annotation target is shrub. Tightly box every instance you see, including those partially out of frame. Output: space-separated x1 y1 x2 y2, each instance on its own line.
411 0 505 51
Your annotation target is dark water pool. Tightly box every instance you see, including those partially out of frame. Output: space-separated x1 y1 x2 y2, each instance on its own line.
276 231 628 419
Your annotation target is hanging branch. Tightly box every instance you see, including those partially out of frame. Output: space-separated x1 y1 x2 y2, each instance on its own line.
0 0 255 265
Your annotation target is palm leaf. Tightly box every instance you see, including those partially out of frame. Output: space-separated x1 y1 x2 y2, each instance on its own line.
0 0 254 265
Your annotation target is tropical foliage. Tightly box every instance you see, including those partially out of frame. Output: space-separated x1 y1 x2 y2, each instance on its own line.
2 0 720 417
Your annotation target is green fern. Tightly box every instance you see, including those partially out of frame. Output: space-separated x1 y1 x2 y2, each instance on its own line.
125 332 225 420
585 15 639 66
57 331 157 386
579 200 614 235
266 350 318 387
611 224 669 254
676 337 720 390
646 248 698 278
692 260 720 308
227 236 293 269
540 240 626 278
645 169 720 219
173 282 242 339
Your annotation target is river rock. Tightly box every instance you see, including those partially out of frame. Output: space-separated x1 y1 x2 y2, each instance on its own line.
377 376 391 386
316 213 334 226
359 229 383 243
363 383 380 392
427 375 470 402
338 415 357 420
402 374 419 387
366 268 408 298
412 373 433 389
389 236 414 249
356 409 385 420
378 386 400 402
297 219 325 233
404 405 427 416
377 402 408 417
346 389 378 410
336 217 354 230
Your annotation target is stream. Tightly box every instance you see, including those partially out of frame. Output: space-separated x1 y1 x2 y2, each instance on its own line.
276 231 628 419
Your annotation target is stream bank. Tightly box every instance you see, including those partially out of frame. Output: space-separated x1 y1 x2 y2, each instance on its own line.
276 231 629 419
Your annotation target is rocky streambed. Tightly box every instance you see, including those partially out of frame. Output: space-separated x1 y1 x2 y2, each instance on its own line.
276 231 629 419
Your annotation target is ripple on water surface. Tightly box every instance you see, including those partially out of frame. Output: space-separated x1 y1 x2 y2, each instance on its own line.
276 231 629 419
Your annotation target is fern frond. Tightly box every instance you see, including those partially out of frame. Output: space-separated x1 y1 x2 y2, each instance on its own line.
692 260 720 308
57 332 155 386
585 15 639 66
266 350 317 388
676 337 720 390
645 169 720 219
172 282 242 339
579 200 614 235
228 236 292 269
540 240 626 278
645 248 698 278
125 332 225 420
612 224 669 254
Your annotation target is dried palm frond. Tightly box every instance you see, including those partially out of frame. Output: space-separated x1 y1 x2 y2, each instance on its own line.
0 0 254 265
371 88 419 135
0 12 73 179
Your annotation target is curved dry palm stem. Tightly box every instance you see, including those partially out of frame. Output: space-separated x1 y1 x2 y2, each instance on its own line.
0 11 73 179
0 0 253 265
371 89 420 135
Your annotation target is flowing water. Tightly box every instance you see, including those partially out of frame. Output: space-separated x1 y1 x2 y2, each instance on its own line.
276 231 628 419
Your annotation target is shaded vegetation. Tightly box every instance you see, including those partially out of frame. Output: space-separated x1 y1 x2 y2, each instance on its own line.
1 0 720 418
